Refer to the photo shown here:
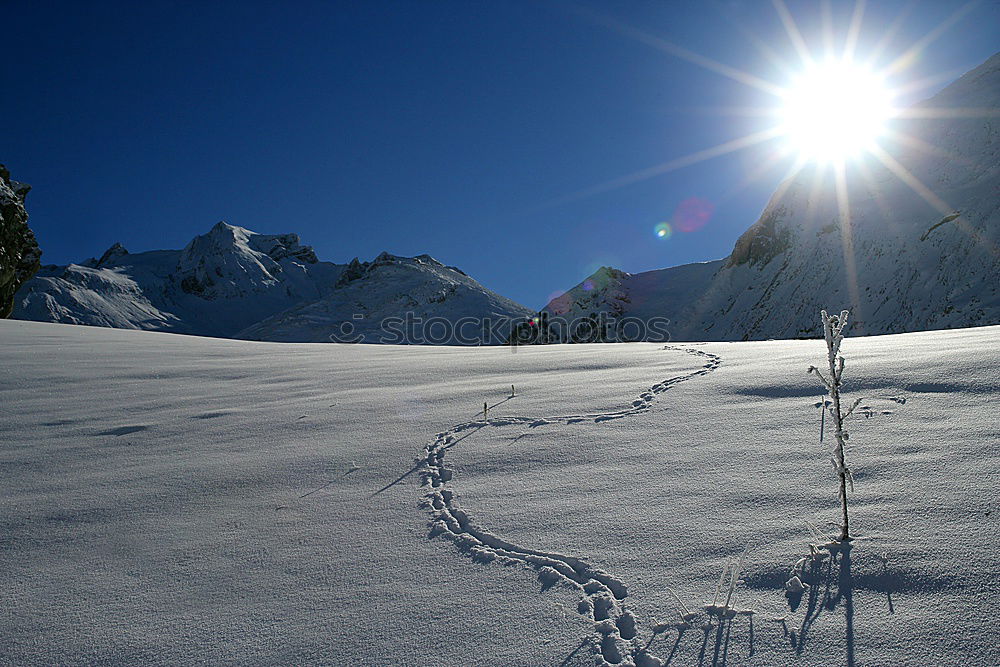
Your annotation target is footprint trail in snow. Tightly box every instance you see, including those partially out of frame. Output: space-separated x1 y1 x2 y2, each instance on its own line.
418 346 722 665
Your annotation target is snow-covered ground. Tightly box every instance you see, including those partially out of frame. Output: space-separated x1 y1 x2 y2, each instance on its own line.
2 319 998 666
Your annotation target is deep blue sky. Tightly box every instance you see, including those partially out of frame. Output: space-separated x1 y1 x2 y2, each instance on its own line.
3 1 997 308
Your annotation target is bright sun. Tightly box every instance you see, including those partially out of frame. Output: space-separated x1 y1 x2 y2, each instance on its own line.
546 1 978 227
779 60 894 163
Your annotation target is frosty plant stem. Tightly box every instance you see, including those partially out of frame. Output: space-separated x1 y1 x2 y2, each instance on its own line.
808 309 863 542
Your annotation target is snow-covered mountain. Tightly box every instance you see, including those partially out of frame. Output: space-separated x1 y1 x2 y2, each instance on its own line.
238 252 532 344
13 222 531 343
543 52 1000 341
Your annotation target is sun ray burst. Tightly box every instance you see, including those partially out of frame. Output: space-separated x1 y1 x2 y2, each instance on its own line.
833 161 864 325
529 126 784 212
884 129 977 167
866 1 914 66
881 1 979 77
526 0 990 265
867 144 1000 258
772 0 814 67
843 0 867 61
568 4 785 97
821 0 836 60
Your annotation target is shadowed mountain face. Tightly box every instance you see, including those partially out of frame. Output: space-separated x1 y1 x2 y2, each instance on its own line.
543 52 1000 341
0 164 41 318
12 222 531 343
237 251 533 344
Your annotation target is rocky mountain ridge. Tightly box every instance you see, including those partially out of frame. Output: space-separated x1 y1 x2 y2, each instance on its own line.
13 222 531 343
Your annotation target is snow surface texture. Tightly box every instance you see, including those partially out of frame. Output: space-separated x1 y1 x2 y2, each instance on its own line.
2 319 999 665
12 223 530 343
545 52 1000 341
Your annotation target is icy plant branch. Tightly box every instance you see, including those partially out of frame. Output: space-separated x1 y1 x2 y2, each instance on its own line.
705 544 753 620
807 309 855 542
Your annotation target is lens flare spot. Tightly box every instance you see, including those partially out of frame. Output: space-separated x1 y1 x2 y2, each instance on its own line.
654 222 673 239
582 280 595 291
673 197 715 233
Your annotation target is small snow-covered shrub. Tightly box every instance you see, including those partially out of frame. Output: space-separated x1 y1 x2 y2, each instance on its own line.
808 309 864 542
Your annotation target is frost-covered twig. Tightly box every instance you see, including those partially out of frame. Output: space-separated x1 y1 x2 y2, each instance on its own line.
711 563 727 608
804 520 825 545
667 588 689 617
665 587 698 627
808 309 855 542
706 545 752 620
723 545 749 610
843 397 864 420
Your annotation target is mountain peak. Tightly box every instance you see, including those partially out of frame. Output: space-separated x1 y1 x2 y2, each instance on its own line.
336 252 454 288
96 242 129 267
13 222 530 343
590 266 628 280
211 220 238 232
0 164 31 202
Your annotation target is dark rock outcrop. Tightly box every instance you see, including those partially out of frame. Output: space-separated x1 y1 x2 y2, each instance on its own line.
96 242 129 267
335 257 369 286
725 205 791 268
0 164 41 318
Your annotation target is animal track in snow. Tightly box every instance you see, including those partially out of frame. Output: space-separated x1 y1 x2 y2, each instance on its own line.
418 345 722 665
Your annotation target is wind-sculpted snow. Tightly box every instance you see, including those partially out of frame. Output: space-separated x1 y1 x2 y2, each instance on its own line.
419 346 722 665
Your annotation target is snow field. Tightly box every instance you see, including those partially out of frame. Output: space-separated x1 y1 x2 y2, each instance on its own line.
2 320 998 665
